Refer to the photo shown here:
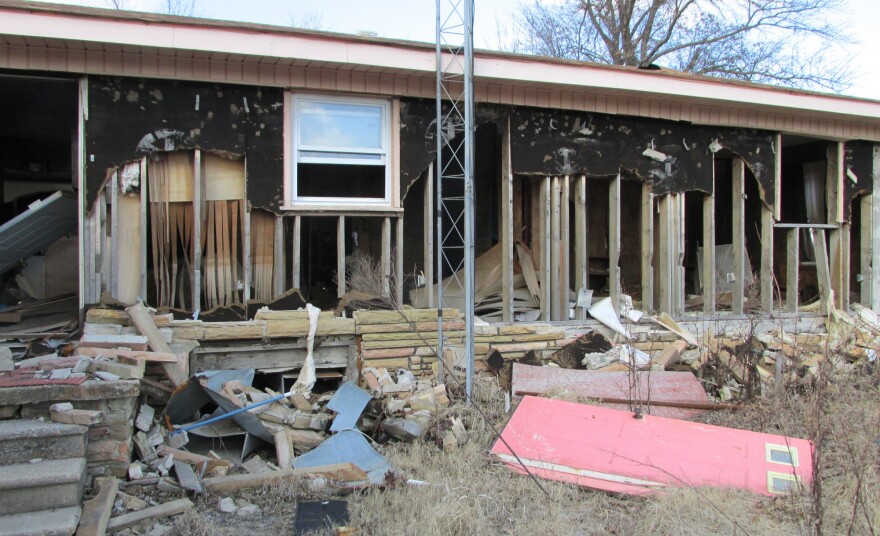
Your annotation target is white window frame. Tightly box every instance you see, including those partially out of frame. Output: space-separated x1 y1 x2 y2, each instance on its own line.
289 93 392 207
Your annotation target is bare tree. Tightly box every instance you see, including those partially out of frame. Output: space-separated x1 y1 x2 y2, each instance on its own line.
517 0 853 92
105 0 133 9
289 10 325 31
161 0 199 17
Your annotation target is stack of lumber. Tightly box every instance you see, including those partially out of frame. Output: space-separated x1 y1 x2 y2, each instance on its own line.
473 324 570 363
91 308 356 343
354 308 462 376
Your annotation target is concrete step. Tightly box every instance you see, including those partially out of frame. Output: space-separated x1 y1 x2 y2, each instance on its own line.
0 458 86 516
0 506 81 536
0 420 87 466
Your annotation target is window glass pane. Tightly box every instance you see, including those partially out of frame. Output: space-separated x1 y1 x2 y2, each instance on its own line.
297 163 385 199
769 449 794 465
299 101 383 150
299 151 383 161
770 476 793 493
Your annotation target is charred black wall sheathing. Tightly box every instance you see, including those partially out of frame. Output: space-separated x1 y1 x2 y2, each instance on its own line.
86 76 284 211
844 140 876 219
399 98 779 207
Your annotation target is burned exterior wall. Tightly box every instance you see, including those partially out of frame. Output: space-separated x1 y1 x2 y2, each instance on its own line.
399 98 778 207
844 140 876 219
86 76 284 211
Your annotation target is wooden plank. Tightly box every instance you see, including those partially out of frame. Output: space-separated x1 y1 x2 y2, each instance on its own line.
193 340 350 371
786 229 799 312
675 193 686 316
242 201 251 302
774 133 783 221
861 194 872 306
291 214 301 290
337 216 346 298
811 228 832 314
760 205 774 311
274 215 285 297
873 144 880 310
501 119 514 322
829 227 844 309
173 460 203 493
838 223 851 310
702 189 715 314
110 171 119 299
192 149 202 313
575 175 588 320
609 173 621 313
424 164 434 308
382 217 391 296
395 215 404 306
77 347 180 363
641 182 654 313
126 302 187 385
732 157 746 314
75 476 118 536
541 177 551 321
561 175 570 319
550 176 561 320
106 499 193 532
827 142 844 224
657 194 673 315
139 158 148 301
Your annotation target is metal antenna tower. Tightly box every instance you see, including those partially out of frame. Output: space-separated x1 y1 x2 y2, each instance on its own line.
435 0 475 400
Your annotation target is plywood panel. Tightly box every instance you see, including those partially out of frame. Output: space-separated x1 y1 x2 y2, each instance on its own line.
204 154 245 201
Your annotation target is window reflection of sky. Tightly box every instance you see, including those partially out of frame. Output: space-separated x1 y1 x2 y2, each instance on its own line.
300 101 382 150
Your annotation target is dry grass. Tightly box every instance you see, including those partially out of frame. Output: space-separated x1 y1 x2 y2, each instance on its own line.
168 361 880 536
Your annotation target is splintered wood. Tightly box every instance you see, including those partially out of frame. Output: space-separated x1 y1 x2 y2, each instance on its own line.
148 151 246 311
250 210 276 302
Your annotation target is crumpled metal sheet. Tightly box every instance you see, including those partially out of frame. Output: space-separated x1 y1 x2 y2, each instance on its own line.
326 381 372 433
0 191 77 277
164 368 274 443
293 429 393 486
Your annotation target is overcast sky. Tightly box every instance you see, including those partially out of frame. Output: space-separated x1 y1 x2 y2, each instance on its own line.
29 0 880 100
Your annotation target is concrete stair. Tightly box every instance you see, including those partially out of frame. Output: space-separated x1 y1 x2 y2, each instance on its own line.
0 420 88 535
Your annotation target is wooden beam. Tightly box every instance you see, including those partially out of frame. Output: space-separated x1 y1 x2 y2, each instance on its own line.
774 133 783 221
861 194 872 306
574 175 588 320
786 228 799 312
838 223 851 310
873 144 880 311
561 175 570 319
395 215 404 306
106 499 193 532
75 476 118 536
609 173 621 313
550 176 561 320
110 170 119 298
675 193 686 316
126 302 187 385
274 215 285 297
541 176 551 321
760 205 775 311
501 119 514 322
98 189 107 296
192 150 202 314
424 164 434 308
337 216 346 298
702 188 715 314
641 182 654 313
291 214 301 290
732 157 746 315
382 216 391 296
139 158 148 301
811 228 832 315
827 142 844 224
657 194 673 315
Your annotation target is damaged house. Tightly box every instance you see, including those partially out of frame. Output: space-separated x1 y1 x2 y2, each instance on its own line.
0 0 878 531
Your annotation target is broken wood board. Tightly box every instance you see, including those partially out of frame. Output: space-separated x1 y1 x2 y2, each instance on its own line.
75 476 117 536
105 498 193 532
491 396 813 496
511 363 711 419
